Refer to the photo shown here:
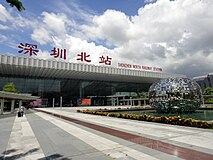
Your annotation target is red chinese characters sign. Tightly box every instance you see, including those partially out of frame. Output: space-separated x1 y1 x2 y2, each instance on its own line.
18 43 39 56
17 42 163 72
17 43 112 65
99 55 112 65
50 47 66 60
77 52 91 62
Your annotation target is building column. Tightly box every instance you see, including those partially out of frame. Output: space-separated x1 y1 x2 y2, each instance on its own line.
112 98 115 106
0 99 4 115
144 99 146 106
53 98 55 108
117 97 119 106
11 100 15 113
79 81 84 100
60 96 62 108
130 97 132 106
19 100 22 109
138 100 141 106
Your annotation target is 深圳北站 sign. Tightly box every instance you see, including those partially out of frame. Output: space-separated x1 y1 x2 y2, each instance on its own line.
17 42 162 71
17 42 112 65
118 63 162 72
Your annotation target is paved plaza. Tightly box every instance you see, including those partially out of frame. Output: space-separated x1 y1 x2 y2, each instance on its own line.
0 106 213 160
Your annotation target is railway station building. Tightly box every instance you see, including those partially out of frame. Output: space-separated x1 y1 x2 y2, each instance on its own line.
0 54 186 107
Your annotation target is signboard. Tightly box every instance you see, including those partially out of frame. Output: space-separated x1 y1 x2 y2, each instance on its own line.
17 42 162 72
81 98 91 106
18 42 112 65
118 63 162 72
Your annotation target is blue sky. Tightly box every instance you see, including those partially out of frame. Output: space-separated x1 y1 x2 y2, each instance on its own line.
0 0 147 52
0 0 213 78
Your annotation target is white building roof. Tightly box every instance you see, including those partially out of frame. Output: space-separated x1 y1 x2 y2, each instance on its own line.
192 75 207 80
0 91 39 100
0 54 186 83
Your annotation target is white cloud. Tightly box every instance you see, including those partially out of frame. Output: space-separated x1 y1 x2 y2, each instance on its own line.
36 50 53 60
80 10 133 46
52 35 114 65
42 12 67 35
0 4 12 30
144 0 157 4
0 4 37 31
0 4 11 22
0 24 9 30
30 9 115 65
0 34 7 42
31 12 73 45
55 1 94 23
31 27 52 45
33 35 114 65
78 0 213 77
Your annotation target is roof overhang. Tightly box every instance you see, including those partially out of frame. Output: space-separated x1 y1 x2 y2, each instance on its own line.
0 54 186 84
0 91 39 100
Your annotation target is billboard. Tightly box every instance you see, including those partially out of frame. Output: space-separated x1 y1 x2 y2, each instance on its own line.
81 98 91 106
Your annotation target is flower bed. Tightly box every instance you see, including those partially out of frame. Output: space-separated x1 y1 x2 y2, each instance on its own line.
77 109 213 129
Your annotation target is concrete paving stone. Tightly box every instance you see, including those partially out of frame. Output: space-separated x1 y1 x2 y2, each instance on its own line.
25 152 45 160
161 139 213 155
4 115 45 160
170 131 213 150
33 142 57 155
153 153 182 160
56 114 182 160
26 112 113 159
35 112 162 160
71 151 113 160
56 145 83 156
72 144 97 153
3 108 211 160
39 108 213 157
0 116 16 157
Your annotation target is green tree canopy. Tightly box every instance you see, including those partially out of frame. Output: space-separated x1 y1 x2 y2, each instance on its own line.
6 0 25 11
140 92 147 98
2 82 18 93
203 87 213 95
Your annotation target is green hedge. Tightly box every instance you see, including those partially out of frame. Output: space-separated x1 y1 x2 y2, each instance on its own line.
204 98 213 104
77 109 213 129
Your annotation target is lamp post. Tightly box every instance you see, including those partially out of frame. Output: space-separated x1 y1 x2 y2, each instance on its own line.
60 96 62 109
53 98 55 108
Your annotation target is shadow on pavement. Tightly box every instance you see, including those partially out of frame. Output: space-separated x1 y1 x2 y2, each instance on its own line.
1 148 71 160
0 113 16 120
38 153 71 160
1 149 17 155
1 148 39 160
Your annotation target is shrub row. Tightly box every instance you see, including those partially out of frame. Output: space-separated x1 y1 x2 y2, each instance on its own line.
77 109 213 129
204 98 213 104
77 106 153 112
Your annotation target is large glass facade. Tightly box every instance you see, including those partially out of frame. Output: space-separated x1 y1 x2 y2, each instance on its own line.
0 75 151 106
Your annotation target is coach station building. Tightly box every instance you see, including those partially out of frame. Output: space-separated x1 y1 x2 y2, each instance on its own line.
0 54 186 106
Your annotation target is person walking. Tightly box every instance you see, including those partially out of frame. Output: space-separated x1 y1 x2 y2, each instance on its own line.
20 105 24 117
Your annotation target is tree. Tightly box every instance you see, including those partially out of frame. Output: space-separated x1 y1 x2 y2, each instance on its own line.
130 92 138 98
140 92 147 98
2 82 18 93
203 87 213 95
5 0 25 11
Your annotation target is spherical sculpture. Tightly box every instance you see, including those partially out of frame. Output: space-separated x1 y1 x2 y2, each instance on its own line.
148 77 203 113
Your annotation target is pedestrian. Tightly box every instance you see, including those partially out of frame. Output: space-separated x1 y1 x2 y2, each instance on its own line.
20 105 24 117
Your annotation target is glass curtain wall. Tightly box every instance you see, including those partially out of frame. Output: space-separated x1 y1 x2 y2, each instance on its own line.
0 76 151 106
